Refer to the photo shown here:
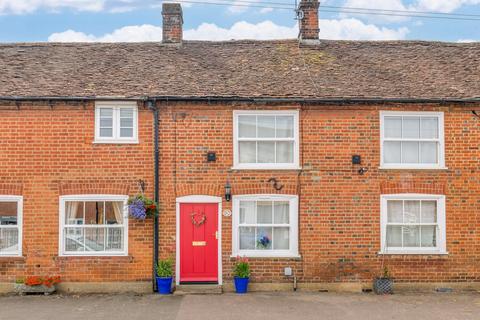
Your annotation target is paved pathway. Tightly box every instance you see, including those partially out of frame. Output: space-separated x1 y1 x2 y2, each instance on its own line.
1 292 479 320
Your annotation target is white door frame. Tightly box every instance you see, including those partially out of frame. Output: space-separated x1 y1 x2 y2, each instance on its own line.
175 195 223 286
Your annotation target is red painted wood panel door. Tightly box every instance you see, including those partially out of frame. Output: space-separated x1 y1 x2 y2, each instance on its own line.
180 203 218 283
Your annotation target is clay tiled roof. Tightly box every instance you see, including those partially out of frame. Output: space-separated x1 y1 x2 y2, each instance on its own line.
0 39 479 100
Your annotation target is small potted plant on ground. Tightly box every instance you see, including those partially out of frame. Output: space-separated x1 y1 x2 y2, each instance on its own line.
233 256 251 294
14 276 61 295
373 266 393 294
156 259 173 294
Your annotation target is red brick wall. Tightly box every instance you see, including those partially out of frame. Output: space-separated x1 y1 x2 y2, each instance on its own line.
158 103 480 284
0 102 154 283
1 101 479 286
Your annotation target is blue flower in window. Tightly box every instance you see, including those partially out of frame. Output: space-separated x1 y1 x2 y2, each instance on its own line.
257 235 270 249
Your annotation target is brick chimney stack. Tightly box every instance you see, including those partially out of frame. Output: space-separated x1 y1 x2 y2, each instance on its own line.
162 3 183 44
298 0 320 42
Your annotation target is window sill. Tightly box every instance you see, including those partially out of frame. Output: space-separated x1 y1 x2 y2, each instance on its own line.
231 254 301 259
58 253 129 257
93 139 139 145
378 250 448 255
379 166 448 170
0 255 25 260
231 165 302 171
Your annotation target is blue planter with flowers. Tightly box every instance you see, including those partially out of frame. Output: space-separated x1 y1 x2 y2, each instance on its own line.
156 276 173 294
233 256 251 294
234 277 250 294
156 259 173 295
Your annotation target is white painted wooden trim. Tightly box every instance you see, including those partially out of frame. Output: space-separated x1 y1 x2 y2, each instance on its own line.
58 194 129 257
232 110 300 170
176 195 222 203
175 195 222 286
0 195 23 257
379 111 445 170
379 194 447 255
94 101 139 144
232 194 299 258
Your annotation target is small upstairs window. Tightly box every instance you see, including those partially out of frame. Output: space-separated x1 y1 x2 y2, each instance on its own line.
380 111 445 169
94 102 138 143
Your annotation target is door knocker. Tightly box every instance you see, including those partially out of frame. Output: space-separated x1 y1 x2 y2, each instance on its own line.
191 212 206 227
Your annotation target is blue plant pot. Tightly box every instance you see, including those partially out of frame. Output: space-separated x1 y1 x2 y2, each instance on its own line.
234 277 249 294
156 277 173 294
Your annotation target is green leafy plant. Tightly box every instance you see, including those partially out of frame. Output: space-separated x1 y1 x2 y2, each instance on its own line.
233 256 251 278
156 259 173 278
15 278 24 284
381 266 391 279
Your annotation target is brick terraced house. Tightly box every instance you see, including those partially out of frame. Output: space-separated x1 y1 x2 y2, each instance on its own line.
1 1 480 293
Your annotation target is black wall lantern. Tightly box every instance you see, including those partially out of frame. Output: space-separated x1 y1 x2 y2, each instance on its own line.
225 181 232 202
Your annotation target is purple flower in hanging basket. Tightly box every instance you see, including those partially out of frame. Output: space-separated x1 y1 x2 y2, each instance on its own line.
129 199 147 220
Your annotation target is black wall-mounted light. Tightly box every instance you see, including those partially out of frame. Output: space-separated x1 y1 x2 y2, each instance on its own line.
225 181 232 202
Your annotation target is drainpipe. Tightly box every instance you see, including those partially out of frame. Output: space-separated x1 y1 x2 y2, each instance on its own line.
148 99 160 292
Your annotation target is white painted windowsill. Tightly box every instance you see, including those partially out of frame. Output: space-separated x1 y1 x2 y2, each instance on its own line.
59 252 129 257
379 166 448 170
231 254 301 259
231 165 302 171
378 250 448 255
93 139 139 145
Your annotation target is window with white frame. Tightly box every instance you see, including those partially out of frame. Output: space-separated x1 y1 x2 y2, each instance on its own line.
380 194 446 254
233 111 299 169
0 196 22 256
380 112 445 169
59 195 128 256
94 102 138 143
232 195 299 257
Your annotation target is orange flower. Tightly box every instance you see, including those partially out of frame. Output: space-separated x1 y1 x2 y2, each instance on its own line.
24 276 61 287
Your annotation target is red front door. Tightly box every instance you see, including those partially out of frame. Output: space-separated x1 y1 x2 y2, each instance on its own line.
180 203 218 283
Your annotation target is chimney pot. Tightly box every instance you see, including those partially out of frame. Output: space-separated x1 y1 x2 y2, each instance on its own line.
298 0 319 42
162 3 183 44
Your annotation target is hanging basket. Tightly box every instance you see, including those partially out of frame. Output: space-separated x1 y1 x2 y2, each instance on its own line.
373 277 393 295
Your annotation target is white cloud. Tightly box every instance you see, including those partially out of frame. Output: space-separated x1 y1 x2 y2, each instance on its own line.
109 5 135 13
414 0 480 13
340 0 480 24
259 7 273 14
48 24 162 42
227 0 253 14
184 21 297 40
342 0 409 23
457 39 478 43
321 18 408 40
0 0 105 14
48 18 408 42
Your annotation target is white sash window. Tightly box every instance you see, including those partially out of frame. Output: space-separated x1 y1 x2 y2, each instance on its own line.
233 111 300 170
380 194 447 255
380 112 445 169
94 102 138 143
59 195 128 256
232 195 299 258
0 196 22 257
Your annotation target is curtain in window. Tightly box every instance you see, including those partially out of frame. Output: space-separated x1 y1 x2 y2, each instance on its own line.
112 202 123 224
65 201 79 224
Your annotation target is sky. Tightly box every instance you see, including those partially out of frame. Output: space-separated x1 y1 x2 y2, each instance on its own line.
0 0 479 42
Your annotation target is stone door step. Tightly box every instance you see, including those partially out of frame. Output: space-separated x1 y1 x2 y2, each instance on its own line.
174 284 223 295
